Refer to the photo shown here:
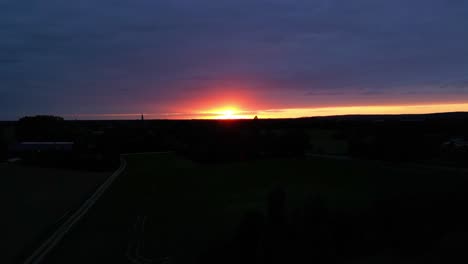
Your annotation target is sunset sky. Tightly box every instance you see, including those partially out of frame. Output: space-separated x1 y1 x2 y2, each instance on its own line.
1 0 468 120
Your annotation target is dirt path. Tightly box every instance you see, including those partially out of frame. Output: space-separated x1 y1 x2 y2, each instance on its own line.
0 164 109 264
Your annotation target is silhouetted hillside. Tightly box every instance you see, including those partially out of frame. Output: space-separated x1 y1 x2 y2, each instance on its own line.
3 112 468 168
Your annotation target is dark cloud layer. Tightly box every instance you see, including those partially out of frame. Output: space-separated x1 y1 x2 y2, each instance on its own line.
1 0 468 119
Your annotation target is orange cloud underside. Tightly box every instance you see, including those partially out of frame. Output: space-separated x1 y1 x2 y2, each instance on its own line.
160 85 468 119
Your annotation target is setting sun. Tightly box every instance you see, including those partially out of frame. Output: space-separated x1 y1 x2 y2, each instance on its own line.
221 109 235 119
194 106 252 119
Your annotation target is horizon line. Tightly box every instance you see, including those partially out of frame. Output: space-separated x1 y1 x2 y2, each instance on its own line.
41 102 468 120
3 103 468 121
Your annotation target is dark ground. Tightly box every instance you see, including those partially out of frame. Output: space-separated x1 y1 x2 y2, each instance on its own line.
0 164 109 264
4 112 468 263
43 152 468 264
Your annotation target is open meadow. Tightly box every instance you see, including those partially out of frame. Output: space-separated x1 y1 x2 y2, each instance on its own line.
45 153 468 263
0 164 109 264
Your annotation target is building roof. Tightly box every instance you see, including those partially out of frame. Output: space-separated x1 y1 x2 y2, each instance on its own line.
20 142 74 145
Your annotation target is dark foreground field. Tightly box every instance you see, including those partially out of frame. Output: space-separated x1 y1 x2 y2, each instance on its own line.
41 153 468 263
0 164 109 264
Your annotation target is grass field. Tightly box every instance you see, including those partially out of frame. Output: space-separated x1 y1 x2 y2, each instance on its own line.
0 164 109 264
133 154 468 261
306 129 349 154
45 153 468 263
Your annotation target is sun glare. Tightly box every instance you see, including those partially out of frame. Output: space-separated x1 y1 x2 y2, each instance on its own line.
221 109 235 119
198 107 250 119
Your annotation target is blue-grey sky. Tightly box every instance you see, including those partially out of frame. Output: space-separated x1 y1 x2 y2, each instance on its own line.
1 0 468 119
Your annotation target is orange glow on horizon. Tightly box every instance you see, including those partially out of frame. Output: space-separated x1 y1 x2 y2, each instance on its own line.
199 107 251 120
221 109 234 119
66 102 468 120
192 103 468 120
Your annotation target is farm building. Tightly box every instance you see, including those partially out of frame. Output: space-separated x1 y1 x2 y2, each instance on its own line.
12 142 74 153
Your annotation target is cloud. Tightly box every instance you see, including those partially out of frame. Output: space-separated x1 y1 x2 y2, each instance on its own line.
1 0 468 119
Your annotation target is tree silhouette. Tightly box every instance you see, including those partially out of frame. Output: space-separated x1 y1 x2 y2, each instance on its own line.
17 115 69 141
